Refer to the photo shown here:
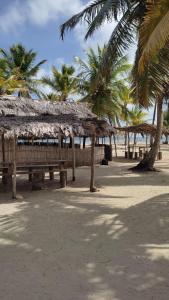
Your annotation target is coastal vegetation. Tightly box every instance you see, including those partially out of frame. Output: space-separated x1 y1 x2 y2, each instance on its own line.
60 0 169 171
0 0 169 172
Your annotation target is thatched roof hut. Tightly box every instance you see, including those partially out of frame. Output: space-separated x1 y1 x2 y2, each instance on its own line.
116 123 169 136
0 96 115 138
0 96 115 197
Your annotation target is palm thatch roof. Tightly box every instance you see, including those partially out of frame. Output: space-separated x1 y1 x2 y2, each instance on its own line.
0 96 115 139
116 123 169 136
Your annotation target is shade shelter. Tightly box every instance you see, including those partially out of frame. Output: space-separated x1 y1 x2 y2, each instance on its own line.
0 96 115 198
116 123 168 159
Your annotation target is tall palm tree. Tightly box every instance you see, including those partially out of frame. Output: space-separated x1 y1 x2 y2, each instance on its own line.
76 46 131 121
118 85 134 126
61 0 169 171
0 44 46 98
41 64 78 102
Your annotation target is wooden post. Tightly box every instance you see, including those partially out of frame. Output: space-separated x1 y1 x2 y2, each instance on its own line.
12 135 17 199
1 133 7 186
113 134 117 158
72 136 76 181
58 134 62 160
127 132 130 158
90 135 97 192
83 137 86 149
49 167 54 180
2 133 5 163
60 170 67 188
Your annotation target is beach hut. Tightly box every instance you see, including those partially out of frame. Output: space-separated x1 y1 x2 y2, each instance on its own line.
0 96 115 198
116 123 169 160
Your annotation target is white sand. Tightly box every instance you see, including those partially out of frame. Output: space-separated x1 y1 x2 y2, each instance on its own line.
0 146 169 300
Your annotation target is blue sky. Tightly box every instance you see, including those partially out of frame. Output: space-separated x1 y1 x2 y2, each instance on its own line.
0 0 124 77
0 1 154 120
0 1 137 74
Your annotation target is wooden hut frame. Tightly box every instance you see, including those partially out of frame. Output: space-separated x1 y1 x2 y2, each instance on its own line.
0 96 116 197
116 123 168 160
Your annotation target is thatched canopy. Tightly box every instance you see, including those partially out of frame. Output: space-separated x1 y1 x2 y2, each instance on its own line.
116 123 169 136
0 96 115 139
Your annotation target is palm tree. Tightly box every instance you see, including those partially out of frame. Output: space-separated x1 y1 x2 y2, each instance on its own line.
128 106 147 126
139 0 169 72
118 85 134 126
41 64 78 101
0 44 46 98
42 92 60 102
128 106 147 144
76 46 131 121
61 0 169 171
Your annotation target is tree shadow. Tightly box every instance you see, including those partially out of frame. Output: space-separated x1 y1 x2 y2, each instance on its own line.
0 190 169 299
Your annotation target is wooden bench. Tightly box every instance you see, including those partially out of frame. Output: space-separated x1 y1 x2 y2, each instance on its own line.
0 161 69 191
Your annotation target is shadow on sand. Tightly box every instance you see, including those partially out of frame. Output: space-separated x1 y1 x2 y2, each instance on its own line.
0 187 169 299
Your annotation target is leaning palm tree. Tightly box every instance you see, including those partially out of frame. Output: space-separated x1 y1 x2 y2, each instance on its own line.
61 0 169 171
76 46 131 121
0 44 46 98
41 64 78 102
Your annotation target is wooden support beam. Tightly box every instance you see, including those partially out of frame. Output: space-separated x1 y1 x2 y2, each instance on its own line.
58 134 62 160
83 137 86 149
12 135 17 199
1 133 7 186
72 136 76 181
60 170 67 188
49 167 54 180
113 134 117 158
90 135 97 192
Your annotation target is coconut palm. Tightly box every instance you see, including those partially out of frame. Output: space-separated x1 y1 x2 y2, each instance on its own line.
76 46 131 121
61 0 169 171
127 106 147 144
60 0 145 67
139 0 169 71
41 64 78 102
128 106 147 126
117 85 134 125
0 44 46 98
42 92 60 102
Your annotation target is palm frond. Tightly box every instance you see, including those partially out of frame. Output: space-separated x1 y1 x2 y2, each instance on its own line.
139 0 169 71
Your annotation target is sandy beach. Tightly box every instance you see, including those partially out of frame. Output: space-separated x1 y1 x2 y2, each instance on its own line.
0 146 169 300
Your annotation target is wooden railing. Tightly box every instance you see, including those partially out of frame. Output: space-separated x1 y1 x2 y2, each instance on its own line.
0 143 105 167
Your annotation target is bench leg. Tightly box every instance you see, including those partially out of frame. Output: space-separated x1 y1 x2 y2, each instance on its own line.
32 172 45 191
29 168 32 182
49 167 54 180
60 170 67 188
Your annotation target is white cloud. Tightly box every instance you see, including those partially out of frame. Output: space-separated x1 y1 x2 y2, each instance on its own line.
35 67 52 95
0 0 82 32
27 0 82 26
75 21 116 52
0 2 25 33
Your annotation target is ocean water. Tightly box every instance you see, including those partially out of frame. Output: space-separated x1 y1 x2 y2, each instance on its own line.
18 134 168 146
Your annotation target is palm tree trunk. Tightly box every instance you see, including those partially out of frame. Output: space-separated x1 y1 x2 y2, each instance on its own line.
130 97 163 171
